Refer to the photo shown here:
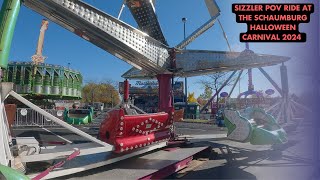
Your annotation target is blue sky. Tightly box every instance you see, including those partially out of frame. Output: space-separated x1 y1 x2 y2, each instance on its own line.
5 0 315 97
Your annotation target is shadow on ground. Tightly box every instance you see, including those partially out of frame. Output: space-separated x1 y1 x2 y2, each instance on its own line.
179 138 312 179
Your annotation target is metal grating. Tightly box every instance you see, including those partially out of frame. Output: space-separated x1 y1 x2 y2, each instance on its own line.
175 50 290 77
23 0 171 74
126 0 168 45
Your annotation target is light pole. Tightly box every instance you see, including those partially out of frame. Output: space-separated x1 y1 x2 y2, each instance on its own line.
182 17 188 110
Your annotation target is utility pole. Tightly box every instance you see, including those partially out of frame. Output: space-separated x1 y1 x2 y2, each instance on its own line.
182 17 188 112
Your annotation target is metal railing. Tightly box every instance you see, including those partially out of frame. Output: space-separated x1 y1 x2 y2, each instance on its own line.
13 108 63 127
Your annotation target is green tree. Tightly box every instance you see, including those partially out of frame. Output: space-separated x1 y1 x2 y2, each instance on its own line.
199 85 213 100
198 72 237 108
81 81 120 107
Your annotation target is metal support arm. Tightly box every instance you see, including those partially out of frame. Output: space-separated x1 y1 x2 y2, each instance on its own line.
228 70 243 97
258 67 283 96
8 90 113 149
23 0 170 74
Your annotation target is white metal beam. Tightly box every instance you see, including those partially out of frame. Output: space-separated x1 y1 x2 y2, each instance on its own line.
0 83 14 166
175 13 220 50
0 100 12 166
9 90 113 149
205 0 220 17
21 146 109 162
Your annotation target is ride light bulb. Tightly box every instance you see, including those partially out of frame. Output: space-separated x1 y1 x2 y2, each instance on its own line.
120 127 123 131
132 127 135 131
120 143 123 147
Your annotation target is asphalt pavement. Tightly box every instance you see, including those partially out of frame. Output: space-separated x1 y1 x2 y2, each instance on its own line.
12 119 315 180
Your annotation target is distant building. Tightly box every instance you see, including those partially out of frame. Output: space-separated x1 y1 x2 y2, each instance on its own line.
119 81 185 113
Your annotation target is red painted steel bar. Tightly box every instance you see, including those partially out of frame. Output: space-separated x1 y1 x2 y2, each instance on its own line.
124 79 129 102
156 74 173 113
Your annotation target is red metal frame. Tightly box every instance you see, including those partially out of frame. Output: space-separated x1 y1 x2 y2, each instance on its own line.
157 74 173 113
99 108 174 153
99 74 175 153
139 156 193 180
124 79 129 102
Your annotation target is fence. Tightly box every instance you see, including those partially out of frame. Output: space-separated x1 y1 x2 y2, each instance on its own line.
13 108 64 127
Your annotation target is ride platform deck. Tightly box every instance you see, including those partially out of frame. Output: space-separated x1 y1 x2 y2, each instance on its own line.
27 142 209 179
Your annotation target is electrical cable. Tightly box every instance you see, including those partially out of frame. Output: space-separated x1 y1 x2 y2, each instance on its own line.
217 19 232 52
